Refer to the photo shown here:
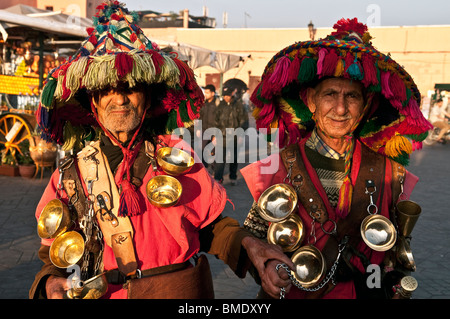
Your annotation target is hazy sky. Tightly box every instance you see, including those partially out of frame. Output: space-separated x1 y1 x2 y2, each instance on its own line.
125 0 450 29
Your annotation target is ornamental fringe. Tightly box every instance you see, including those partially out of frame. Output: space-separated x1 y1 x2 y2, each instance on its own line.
47 50 181 104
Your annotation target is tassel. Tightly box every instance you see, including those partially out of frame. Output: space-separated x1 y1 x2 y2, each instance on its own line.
40 78 57 107
389 72 407 103
269 55 291 88
316 48 327 75
288 54 301 82
346 56 364 81
385 134 412 158
381 71 394 99
334 58 345 77
361 54 378 87
336 177 353 218
150 50 165 75
115 52 135 78
118 179 140 217
298 56 317 83
321 49 339 77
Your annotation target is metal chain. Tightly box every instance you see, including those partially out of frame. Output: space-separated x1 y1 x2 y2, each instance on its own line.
276 241 347 299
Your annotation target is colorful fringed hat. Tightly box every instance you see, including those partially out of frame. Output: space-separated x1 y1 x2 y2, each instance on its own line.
251 18 432 166
36 0 203 150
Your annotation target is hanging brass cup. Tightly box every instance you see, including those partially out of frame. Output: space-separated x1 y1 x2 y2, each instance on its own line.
291 245 326 288
157 147 194 176
396 236 416 271
267 214 305 252
49 231 85 268
360 214 397 251
146 175 183 208
396 200 422 237
37 199 71 239
66 272 108 299
257 183 298 223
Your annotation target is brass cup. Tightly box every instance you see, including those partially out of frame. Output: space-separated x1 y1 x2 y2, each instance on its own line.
360 215 397 252
66 272 108 299
146 175 183 208
396 236 416 271
267 214 305 252
157 147 195 176
49 231 85 268
291 245 326 288
257 183 298 223
37 198 71 239
396 200 422 237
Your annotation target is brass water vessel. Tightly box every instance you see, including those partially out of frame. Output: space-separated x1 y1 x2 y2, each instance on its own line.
37 199 71 239
396 200 421 237
257 183 298 222
267 214 305 252
291 245 326 288
66 272 108 299
49 231 85 268
146 175 183 208
396 236 416 271
157 147 194 176
360 214 397 251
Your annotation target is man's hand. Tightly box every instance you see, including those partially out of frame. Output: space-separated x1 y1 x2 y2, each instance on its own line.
46 275 71 299
242 236 294 298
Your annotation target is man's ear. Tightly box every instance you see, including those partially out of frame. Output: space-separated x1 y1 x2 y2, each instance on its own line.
305 87 317 113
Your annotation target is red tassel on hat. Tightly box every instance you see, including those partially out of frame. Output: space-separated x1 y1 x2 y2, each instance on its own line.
361 54 378 87
389 72 407 102
150 50 165 74
322 49 340 77
269 55 291 89
115 52 135 78
316 48 327 75
288 54 301 82
381 71 394 99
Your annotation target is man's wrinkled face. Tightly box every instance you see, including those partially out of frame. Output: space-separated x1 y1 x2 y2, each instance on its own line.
93 84 147 137
306 78 365 139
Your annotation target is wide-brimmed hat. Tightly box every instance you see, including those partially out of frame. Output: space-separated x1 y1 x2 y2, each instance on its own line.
251 18 432 166
36 0 203 150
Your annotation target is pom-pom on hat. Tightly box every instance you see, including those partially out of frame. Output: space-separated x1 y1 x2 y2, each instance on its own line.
251 18 432 166
36 0 204 150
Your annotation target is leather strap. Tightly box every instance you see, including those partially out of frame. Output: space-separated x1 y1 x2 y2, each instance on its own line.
77 141 137 276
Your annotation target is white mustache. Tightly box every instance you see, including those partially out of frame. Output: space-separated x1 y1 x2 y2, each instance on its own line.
106 104 135 113
326 114 352 121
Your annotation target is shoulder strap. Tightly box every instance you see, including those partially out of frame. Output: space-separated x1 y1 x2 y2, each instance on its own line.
280 143 329 224
77 141 138 276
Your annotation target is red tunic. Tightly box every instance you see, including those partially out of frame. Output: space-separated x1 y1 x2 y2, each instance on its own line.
35 135 227 299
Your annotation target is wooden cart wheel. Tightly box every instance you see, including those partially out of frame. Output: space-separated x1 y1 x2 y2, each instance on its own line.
0 113 36 160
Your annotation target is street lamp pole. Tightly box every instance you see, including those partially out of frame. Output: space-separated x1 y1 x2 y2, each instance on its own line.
308 21 317 41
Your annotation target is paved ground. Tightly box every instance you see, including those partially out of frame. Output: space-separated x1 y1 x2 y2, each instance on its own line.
0 135 449 299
